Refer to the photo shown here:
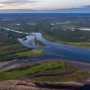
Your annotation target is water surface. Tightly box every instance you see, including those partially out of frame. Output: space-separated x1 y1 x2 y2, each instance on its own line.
18 32 90 63
80 28 90 31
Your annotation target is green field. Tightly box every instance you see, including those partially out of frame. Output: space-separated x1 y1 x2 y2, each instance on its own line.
0 61 89 81
15 49 43 58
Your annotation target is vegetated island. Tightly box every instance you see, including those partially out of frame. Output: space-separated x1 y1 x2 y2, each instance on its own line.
0 61 90 90
28 37 46 47
0 28 43 62
34 37 46 46
28 39 34 46
23 38 27 41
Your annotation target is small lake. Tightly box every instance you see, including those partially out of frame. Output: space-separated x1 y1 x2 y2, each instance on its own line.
80 28 90 31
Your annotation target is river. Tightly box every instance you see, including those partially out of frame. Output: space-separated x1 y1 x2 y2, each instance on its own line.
17 32 90 63
2 28 90 64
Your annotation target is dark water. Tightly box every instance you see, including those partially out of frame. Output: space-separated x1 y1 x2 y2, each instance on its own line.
18 32 90 63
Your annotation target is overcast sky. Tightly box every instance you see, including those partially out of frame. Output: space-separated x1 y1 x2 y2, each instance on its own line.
0 0 90 13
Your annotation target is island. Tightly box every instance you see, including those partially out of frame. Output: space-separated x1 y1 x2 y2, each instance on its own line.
34 37 46 46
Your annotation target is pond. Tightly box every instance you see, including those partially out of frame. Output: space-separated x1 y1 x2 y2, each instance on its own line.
80 28 90 31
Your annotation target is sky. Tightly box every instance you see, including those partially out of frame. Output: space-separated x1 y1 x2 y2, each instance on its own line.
0 0 90 13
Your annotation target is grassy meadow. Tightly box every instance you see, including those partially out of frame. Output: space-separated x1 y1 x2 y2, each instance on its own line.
15 49 43 58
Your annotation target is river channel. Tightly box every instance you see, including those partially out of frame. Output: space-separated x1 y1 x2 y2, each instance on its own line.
2 28 90 64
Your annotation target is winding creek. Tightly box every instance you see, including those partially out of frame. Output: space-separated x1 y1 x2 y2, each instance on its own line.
0 28 90 70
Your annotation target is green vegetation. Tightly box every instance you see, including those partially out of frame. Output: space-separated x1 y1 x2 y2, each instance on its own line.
1 14 90 48
15 49 43 58
31 71 90 82
60 42 90 49
0 61 89 82
0 47 43 62
0 14 90 82
35 37 46 46
0 61 77 80
0 43 29 61
0 29 43 62
42 31 90 48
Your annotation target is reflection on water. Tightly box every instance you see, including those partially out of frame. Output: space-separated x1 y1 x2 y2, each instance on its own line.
18 32 90 63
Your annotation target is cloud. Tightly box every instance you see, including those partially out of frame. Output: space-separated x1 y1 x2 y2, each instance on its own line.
0 8 89 13
0 4 90 13
55 5 90 13
0 0 37 4
0 0 90 11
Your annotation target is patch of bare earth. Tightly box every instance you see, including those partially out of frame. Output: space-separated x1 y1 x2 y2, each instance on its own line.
0 80 84 90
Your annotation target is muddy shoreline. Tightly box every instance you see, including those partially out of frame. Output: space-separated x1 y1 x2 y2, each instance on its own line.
0 78 90 90
0 58 90 72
